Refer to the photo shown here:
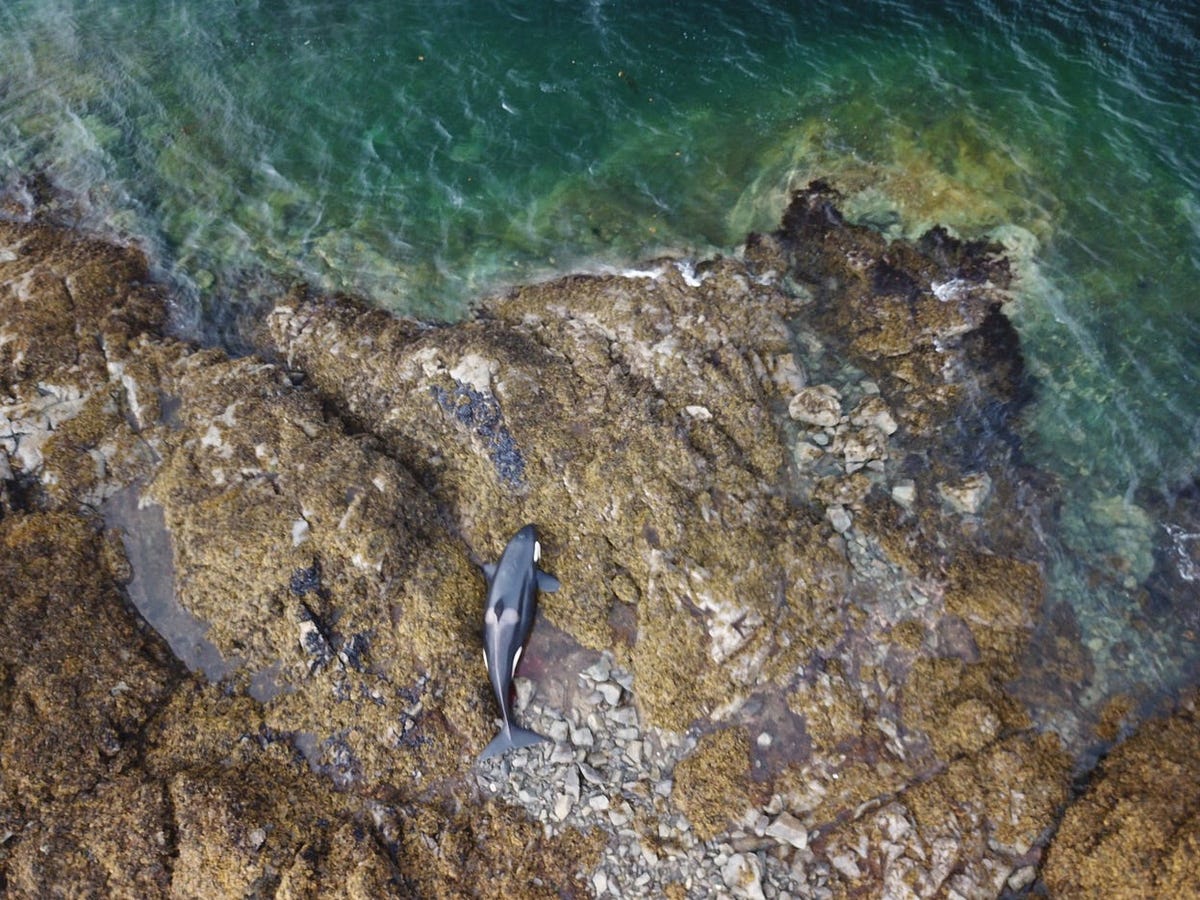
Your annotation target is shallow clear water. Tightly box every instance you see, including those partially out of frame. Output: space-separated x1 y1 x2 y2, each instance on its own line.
2 1 1198 725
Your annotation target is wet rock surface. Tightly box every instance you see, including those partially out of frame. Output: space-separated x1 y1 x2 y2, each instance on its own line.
1 183 1194 896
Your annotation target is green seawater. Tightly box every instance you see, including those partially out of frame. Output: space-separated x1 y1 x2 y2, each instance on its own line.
2 1 1198 731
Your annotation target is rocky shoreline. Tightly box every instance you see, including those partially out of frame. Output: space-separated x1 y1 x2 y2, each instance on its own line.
1 181 1196 897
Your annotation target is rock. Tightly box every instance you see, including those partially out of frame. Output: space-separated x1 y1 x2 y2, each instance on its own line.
794 441 824 465
579 762 604 785
597 681 622 706
583 656 613 683
564 764 581 801
553 793 573 821
1043 699 1200 898
514 675 535 712
829 852 862 880
850 396 898 435
788 385 842 427
772 354 807 394
608 805 631 827
836 426 887 470
722 852 766 900
765 812 809 850
1062 492 1156 586
625 740 643 766
826 506 852 534
938 472 992 515
1007 866 1036 892
891 479 917 509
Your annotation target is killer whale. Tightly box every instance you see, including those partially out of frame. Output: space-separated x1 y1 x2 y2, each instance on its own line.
478 524 559 760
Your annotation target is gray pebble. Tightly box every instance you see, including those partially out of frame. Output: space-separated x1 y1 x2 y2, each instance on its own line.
579 761 604 784
597 681 622 705
827 506 852 534
583 657 612 683
564 765 581 801
609 706 638 726
765 812 809 850
553 793 572 821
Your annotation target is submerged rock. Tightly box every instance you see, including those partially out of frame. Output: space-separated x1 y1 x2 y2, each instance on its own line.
789 384 842 427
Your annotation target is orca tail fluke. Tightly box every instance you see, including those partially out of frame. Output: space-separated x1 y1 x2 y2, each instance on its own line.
478 723 550 761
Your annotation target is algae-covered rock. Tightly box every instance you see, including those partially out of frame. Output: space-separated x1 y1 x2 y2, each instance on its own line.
0 512 180 804
0 218 164 492
0 509 179 895
1042 696 1200 898
5 775 173 896
395 799 606 898
1 182 1094 896
672 727 757 841
815 732 1069 897
267 262 844 734
166 764 392 899
0 220 164 389
116 340 491 788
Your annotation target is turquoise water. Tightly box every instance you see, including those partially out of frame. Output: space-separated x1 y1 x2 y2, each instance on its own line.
2 1 1198 725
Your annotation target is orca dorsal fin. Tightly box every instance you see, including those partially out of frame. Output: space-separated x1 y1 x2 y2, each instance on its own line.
536 569 561 593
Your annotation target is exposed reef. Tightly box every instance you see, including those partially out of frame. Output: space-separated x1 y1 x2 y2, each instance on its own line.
2 182 1193 896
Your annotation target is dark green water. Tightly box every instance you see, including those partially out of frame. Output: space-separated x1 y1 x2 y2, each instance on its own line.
2 1 1198 728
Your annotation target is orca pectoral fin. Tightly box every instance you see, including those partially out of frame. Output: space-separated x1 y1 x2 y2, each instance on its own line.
536 569 560 593
482 562 498 583
477 724 550 761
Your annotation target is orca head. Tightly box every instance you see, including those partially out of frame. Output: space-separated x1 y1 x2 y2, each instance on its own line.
510 524 540 561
